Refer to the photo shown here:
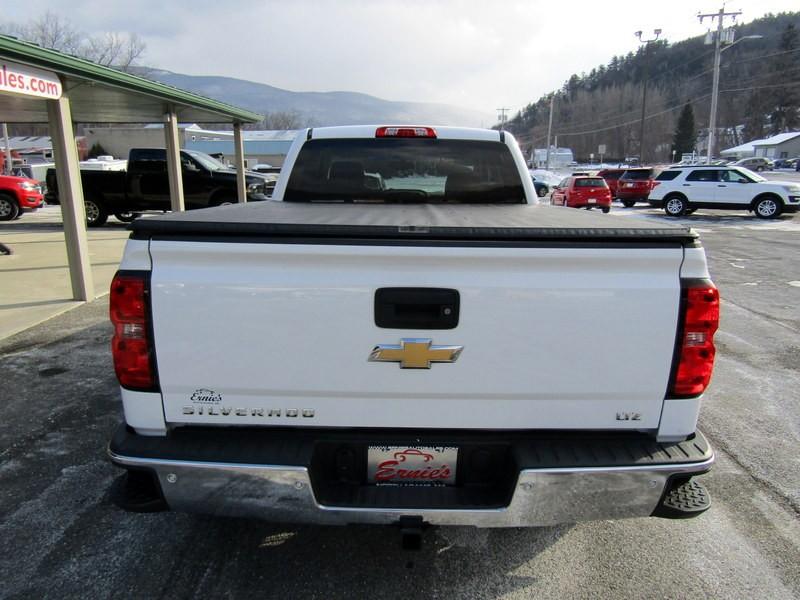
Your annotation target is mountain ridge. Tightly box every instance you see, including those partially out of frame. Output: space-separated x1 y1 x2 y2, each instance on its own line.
503 11 800 162
143 69 493 128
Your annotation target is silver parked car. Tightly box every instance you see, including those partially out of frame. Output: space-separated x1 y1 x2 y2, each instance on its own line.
732 157 774 172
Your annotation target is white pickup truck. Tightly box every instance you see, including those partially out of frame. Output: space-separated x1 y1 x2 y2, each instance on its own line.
108 125 718 529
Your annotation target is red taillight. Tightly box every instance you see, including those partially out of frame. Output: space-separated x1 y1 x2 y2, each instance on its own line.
375 126 437 138
110 272 155 390
669 282 720 397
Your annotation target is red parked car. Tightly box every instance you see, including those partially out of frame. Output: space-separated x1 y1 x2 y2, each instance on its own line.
0 173 44 221
551 176 612 213
616 168 657 207
596 168 626 198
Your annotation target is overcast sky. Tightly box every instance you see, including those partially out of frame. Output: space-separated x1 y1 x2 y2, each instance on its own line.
3 0 798 119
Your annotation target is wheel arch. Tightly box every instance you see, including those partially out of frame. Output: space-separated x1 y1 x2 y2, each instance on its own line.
663 191 688 202
209 187 238 205
750 192 783 210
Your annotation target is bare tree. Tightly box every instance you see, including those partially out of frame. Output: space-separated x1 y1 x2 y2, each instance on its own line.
246 111 312 130
0 11 146 73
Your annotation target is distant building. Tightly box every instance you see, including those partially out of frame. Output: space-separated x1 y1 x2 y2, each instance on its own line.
719 138 766 160
2 136 85 180
532 147 574 169
752 132 800 160
85 124 298 167
185 128 298 168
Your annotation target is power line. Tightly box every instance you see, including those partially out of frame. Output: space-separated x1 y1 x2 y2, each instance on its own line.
721 80 800 93
554 80 800 138
533 44 800 137
722 46 800 65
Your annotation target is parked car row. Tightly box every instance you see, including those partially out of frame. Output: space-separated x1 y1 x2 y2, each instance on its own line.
547 164 799 219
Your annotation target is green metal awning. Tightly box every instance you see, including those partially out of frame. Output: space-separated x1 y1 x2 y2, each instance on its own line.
0 34 262 124
1 33 263 304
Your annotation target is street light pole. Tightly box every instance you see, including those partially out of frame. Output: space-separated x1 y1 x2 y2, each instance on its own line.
545 94 554 170
698 7 742 163
496 107 509 131
2 123 11 175
635 28 661 165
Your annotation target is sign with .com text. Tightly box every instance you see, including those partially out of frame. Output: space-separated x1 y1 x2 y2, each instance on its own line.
0 59 62 100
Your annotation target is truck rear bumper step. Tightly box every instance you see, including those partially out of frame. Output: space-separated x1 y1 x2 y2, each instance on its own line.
108 425 714 527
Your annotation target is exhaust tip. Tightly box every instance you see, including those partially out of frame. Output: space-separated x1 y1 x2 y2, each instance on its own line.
399 515 426 551
109 469 168 513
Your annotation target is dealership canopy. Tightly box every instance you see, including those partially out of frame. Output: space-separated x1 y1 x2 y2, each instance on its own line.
0 34 263 301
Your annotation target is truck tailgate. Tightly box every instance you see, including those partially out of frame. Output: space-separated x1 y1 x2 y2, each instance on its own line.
140 204 690 431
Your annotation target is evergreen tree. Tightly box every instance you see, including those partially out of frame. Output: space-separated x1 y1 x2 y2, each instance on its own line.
743 91 768 141
672 103 697 155
88 143 108 158
769 23 800 134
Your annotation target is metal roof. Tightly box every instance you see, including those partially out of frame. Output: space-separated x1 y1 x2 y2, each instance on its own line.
0 34 262 124
185 139 294 155
720 138 767 155
751 132 800 147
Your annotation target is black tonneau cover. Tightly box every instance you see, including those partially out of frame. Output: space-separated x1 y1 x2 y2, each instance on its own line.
130 201 698 245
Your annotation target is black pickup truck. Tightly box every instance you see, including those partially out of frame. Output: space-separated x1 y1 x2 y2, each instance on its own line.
46 148 277 226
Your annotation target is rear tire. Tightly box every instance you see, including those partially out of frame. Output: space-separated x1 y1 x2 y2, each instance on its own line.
664 195 687 217
114 211 141 223
0 193 19 221
85 197 108 227
622 199 636 208
537 186 548 198
754 195 782 219
602 207 610 214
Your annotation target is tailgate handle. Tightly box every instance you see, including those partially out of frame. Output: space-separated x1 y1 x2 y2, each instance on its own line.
375 288 460 329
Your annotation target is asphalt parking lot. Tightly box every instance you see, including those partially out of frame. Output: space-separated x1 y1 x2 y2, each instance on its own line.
1 200 799 599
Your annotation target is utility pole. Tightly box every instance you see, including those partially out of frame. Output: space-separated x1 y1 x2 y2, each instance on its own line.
2 123 11 175
699 6 742 163
635 28 661 165
553 134 558 167
545 94 554 170
496 107 510 131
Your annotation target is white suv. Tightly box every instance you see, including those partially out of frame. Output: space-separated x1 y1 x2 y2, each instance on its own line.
648 166 800 218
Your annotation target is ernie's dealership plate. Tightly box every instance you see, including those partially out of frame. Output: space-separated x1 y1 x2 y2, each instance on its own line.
367 446 457 485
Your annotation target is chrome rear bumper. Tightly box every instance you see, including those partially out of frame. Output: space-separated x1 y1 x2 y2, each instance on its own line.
109 437 713 527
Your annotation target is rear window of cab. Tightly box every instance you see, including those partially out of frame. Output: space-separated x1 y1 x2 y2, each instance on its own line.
284 138 525 203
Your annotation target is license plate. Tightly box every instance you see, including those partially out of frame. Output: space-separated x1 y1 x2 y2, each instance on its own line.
588 198 597 203
367 446 458 485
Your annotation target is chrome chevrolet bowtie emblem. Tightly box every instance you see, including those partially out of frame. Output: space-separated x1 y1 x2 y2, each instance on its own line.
369 338 463 369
